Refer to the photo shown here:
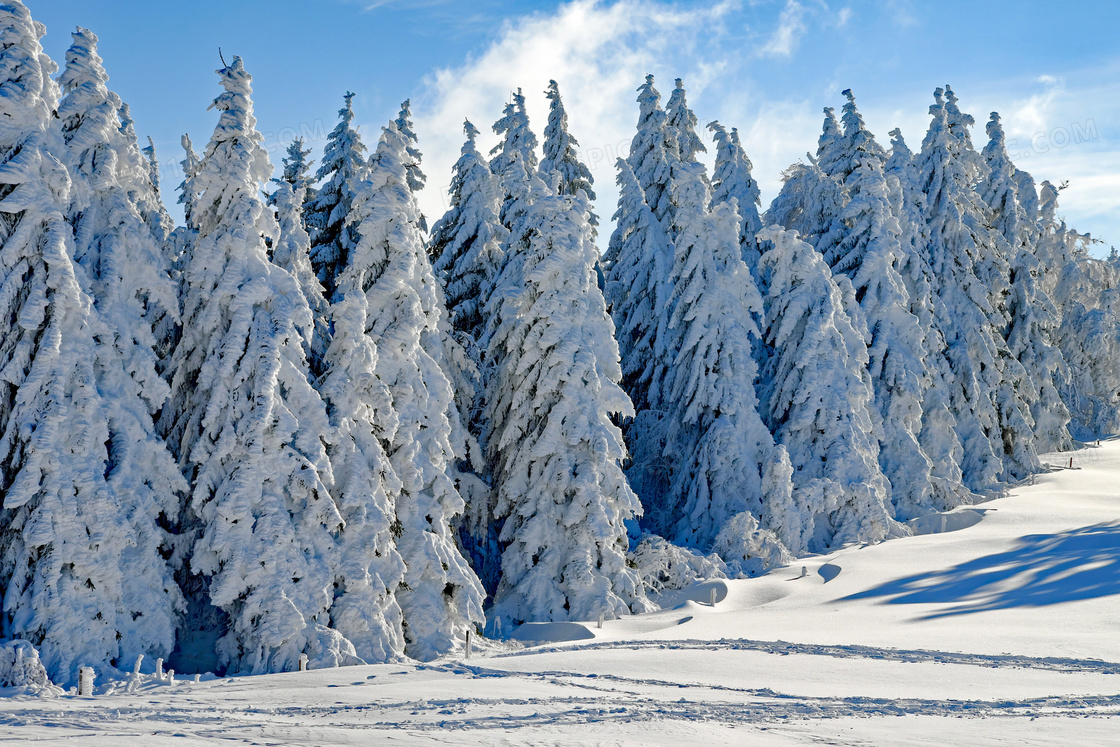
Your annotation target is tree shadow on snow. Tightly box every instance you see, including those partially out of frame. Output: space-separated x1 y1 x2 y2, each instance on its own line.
842 522 1120 618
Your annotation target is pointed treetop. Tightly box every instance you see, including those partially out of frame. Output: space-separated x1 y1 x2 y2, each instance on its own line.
540 78 596 205
490 87 538 176
394 98 426 195
888 127 911 158
635 74 663 126
143 135 162 196
816 106 844 177
463 118 480 142
666 77 705 164
708 120 763 266
839 88 886 177
194 54 273 235
57 25 111 149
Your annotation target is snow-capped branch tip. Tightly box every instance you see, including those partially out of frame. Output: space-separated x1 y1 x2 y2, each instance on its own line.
463 118 479 142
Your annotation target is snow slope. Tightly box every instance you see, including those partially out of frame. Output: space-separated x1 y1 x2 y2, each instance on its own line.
1 441 1118 745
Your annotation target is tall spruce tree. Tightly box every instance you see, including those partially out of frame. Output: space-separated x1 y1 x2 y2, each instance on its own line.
660 161 795 561
829 91 937 519
56 25 188 668
884 127 973 511
486 158 648 627
0 3 174 686
917 88 1031 490
345 122 484 660
757 227 897 554
490 88 538 226
981 112 1071 454
428 120 507 594
160 56 351 675
394 99 426 232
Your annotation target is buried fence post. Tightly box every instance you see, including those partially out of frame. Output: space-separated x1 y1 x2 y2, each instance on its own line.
709 587 717 606
78 666 95 696
597 613 604 629
1069 456 1074 469
156 657 164 681
298 653 309 672
167 669 175 686
465 630 472 659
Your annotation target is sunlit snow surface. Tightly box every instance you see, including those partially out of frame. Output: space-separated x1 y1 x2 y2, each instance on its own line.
2 441 1118 744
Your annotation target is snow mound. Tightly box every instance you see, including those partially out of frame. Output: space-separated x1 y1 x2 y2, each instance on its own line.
908 508 986 536
511 622 596 644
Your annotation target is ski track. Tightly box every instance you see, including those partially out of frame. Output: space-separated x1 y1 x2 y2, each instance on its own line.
2 686 1118 736
491 637 1120 675
2 640 1119 739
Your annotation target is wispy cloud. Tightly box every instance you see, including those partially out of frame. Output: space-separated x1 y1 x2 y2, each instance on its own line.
758 0 808 58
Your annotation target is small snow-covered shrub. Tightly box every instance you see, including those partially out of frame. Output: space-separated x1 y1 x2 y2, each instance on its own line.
629 534 726 597
0 640 58 693
711 512 792 578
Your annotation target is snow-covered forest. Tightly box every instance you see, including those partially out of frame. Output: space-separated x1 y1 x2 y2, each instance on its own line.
1 0 1118 690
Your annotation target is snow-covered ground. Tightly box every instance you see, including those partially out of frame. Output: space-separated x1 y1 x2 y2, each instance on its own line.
3 441 1118 745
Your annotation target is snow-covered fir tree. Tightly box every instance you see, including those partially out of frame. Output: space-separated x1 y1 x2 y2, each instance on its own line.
757 227 897 554
815 106 846 178
884 127 972 511
56 25 189 668
659 161 795 564
272 137 314 204
160 56 351 675
0 2 165 686
318 184 407 665
602 158 674 505
980 112 1071 454
610 75 678 424
708 121 763 272
345 122 484 660
828 91 938 520
115 101 173 242
917 88 1036 487
485 158 648 627
428 119 507 593
626 75 677 224
306 91 366 296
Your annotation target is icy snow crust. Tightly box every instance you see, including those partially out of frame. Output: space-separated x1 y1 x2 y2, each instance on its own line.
1 440 1117 744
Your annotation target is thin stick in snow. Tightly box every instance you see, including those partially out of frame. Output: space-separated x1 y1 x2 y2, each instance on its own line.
298 654 309 672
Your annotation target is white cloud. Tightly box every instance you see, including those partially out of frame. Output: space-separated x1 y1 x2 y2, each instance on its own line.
758 0 808 58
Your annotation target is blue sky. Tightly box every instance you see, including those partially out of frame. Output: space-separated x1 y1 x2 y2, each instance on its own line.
31 0 1120 254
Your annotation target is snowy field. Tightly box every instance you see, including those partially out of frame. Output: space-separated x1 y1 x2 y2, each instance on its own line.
2 440 1118 745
